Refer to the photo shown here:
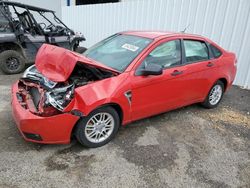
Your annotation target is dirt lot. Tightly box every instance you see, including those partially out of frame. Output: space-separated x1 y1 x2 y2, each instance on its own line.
0 72 249 188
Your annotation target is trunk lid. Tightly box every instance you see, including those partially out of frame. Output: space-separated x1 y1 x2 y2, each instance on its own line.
35 44 119 82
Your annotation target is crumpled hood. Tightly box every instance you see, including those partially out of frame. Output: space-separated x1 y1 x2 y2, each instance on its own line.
35 44 119 82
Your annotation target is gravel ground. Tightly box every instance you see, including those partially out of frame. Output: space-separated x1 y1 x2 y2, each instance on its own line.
0 72 249 188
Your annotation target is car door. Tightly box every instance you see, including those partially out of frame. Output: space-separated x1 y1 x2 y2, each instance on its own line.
180 39 218 102
130 39 189 121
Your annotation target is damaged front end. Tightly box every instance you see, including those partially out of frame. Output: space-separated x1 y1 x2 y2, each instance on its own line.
18 65 72 116
17 63 116 117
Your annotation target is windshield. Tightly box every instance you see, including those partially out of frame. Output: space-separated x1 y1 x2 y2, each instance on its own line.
83 34 152 72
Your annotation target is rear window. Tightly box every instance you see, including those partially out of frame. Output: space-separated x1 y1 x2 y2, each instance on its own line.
210 44 222 58
184 40 209 63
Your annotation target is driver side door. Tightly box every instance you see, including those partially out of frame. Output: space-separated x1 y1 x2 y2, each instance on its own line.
130 39 188 121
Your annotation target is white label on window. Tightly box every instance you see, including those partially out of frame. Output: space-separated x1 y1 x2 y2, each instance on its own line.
122 43 139 52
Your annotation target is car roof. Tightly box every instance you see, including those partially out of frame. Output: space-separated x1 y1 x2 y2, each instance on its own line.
0 1 54 12
121 31 207 40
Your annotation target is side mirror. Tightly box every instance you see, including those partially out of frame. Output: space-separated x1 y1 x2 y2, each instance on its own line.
140 63 163 76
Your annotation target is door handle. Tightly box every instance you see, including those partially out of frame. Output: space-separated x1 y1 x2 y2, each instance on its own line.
207 62 214 67
171 70 183 76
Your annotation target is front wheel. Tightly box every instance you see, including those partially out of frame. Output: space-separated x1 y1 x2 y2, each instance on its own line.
75 107 120 148
0 50 26 74
201 80 224 108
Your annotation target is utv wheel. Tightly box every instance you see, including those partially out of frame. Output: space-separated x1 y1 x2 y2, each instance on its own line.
202 80 224 108
75 107 120 148
0 50 26 74
75 47 87 54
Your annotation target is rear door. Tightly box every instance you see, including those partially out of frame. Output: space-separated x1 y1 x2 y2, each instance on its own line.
180 39 218 101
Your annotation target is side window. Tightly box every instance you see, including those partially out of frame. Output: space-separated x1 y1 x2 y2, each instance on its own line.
210 44 222 58
140 40 181 69
184 40 209 63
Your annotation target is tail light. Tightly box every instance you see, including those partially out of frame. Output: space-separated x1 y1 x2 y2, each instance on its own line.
234 58 237 67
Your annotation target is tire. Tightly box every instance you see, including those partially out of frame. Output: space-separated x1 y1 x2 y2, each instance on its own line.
75 106 120 148
0 50 26 74
201 80 224 109
75 46 87 54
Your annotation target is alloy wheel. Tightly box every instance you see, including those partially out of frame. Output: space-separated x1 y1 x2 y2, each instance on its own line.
209 84 223 105
6 57 20 71
84 112 115 143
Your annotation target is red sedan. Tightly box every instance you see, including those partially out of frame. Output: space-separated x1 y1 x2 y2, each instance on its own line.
11 31 237 147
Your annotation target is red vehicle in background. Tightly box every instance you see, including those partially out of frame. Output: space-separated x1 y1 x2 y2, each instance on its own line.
11 31 237 147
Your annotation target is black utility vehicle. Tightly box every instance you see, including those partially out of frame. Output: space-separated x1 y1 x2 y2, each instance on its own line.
0 1 86 74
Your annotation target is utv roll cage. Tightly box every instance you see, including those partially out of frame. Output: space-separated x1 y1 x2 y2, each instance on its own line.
0 1 72 36
0 1 86 74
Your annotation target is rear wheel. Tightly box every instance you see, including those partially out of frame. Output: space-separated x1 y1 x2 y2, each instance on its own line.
201 80 224 108
75 106 120 148
0 50 26 74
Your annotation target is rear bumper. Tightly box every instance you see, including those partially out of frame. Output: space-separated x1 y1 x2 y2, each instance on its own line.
11 82 80 144
226 65 237 91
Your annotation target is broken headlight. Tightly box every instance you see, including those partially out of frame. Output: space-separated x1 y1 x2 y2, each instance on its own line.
45 84 75 111
22 65 57 89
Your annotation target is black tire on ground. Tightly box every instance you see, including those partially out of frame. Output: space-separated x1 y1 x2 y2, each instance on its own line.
0 50 26 74
75 46 87 54
75 106 120 148
201 80 225 109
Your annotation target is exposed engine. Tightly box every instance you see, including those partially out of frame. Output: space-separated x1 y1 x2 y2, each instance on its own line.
17 63 115 116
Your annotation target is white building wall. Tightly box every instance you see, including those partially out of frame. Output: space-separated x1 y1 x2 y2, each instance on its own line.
61 0 68 7
61 0 75 6
62 0 250 88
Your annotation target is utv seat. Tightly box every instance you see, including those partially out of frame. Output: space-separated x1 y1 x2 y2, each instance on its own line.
17 11 43 35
